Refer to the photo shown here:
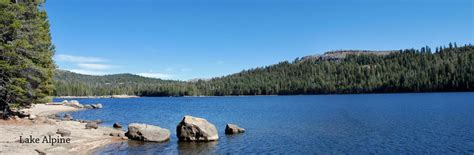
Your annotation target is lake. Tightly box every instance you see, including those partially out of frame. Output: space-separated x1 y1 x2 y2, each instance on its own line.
54 92 474 154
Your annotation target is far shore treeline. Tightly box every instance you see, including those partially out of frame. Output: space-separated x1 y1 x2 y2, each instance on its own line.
54 44 473 97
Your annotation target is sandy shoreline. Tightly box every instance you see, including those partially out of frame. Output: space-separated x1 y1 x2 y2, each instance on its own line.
0 104 125 155
56 95 139 99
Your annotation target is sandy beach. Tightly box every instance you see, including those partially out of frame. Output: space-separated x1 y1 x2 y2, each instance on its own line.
56 95 139 99
0 104 125 155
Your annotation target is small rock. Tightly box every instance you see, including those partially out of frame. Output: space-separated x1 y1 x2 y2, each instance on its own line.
13 116 20 121
85 122 99 129
225 124 245 134
109 132 123 137
113 122 122 129
63 113 73 121
28 114 37 120
176 115 219 142
91 103 103 109
84 105 93 109
125 123 170 142
57 128 71 137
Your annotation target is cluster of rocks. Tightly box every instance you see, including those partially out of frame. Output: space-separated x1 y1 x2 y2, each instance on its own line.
122 115 245 143
84 103 103 109
28 113 244 144
61 100 103 109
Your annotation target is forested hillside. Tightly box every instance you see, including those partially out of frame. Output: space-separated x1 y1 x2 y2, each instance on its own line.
54 70 193 96
54 44 474 96
0 0 55 117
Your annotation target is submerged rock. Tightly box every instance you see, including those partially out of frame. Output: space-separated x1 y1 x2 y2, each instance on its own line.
125 123 170 142
225 124 245 134
113 122 122 129
176 115 219 142
85 122 99 129
57 128 71 137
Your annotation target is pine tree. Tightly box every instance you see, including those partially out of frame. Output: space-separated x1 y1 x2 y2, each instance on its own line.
0 0 55 118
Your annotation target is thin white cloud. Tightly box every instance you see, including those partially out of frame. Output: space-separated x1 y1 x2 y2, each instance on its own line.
55 54 105 63
78 63 113 70
138 72 173 79
217 60 224 64
66 69 107 75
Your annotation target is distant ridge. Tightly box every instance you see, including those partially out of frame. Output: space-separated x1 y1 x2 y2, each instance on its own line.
300 50 397 62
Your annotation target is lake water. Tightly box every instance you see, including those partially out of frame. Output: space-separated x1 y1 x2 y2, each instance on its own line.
54 93 474 154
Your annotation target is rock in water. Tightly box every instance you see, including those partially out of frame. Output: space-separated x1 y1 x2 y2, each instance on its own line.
64 100 84 108
176 115 219 142
225 124 245 134
85 122 99 129
125 123 170 142
84 105 93 109
91 103 103 109
113 122 122 129
57 129 71 137
63 113 73 121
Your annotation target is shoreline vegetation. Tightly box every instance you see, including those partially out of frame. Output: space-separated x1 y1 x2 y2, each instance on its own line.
54 91 473 99
0 103 125 154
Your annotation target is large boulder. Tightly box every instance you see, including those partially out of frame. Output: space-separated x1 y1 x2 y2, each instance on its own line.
125 123 170 142
176 115 219 142
225 124 245 134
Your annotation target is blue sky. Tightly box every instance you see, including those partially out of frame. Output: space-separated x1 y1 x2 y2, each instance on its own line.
46 0 473 80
